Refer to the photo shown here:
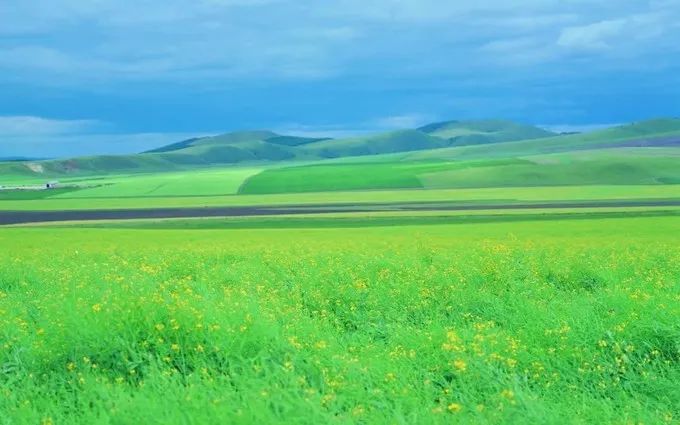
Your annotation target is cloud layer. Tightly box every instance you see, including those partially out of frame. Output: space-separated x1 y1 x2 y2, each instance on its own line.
1 0 679 156
2 0 678 82
0 115 203 157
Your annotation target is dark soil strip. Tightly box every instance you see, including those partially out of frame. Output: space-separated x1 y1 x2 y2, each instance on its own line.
65 210 680 230
604 137 680 148
2 199 680 225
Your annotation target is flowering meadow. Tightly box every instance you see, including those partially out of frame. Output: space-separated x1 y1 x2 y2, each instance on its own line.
0 217 679 424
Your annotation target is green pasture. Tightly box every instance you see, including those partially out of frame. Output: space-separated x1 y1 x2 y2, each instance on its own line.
420 152 680 189
0 216 678 423
52 167 263 198
42 206 680 230
240 150 680 194
1 184 680 211
406 119 680 161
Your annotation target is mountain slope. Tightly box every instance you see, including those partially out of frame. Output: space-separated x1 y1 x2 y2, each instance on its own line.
418 119 555 146
2 118 678 180
404 118 680 161
144 137 206 154
0 131 312 178
144 131 326 153
303 129 450 158
240 146 680 194
237 118 680 194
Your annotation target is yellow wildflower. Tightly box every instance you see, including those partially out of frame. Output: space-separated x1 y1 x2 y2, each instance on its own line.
447 403 462 413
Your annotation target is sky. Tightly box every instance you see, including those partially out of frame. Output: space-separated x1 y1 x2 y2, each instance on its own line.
1 0 679 157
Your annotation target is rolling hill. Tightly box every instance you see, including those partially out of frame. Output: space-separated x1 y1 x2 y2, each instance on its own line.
403 118 680 162
1 118 678 183
0 120 554 178
418 119 555 146
238 118 680 194
0 131 312 179
304 129 449 158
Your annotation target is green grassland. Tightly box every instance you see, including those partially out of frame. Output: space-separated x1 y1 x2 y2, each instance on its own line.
2 184 680 211
0 119 558 179
406 118 680 161
0 133 304 181
3 148 677 202
50 167 263 198
303 130 450 158
1 118 680 424
40 206 680 230
1 118 678 204
239 149 680 194
1 216 679 423
234 119 680 195
417 119 554 145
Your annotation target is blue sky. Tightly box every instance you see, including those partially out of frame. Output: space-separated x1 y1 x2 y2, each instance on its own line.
1 0 679 157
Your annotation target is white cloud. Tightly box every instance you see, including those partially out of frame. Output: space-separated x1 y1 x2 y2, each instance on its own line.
274 114 436 139
0 116 204 157
480 37 557 66
0 116 104 136
0 0 679 136
273 124 371 139
6 0 673 85
539 123 620 133
478 2 679 68
1 131 207 157
373 114 433 129
557 10 675 53
558 19 628 50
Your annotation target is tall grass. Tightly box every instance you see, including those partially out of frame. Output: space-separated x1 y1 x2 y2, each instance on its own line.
0 219 678 424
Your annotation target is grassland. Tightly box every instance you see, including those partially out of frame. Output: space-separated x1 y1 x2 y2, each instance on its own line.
13 117 677 185
1 117 679 423
2 184 680 211
417 119 554 145
0 119 558 179
4 150 678 201
53 167 263 198
239 148 680 194
1 216 679 424
2 118 678 203
38 207 680 230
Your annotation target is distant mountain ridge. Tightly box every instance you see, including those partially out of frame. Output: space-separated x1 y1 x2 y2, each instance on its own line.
418 119 555 146
2 118 679 177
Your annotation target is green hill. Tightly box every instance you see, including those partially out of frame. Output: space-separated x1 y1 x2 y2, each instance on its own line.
403 118 680 162
145 131 327 153
303 129 449 158
2 118 679 181
0 131 310 179
239 147 680 194
238 118 680 194
418 119 555 146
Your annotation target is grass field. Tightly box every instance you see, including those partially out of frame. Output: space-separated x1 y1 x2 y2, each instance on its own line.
2 184 680 211
2 119 678 201
51 167 263 198
34 207 680 230
1 117 679 424
1 216 678 423
240 149 680 194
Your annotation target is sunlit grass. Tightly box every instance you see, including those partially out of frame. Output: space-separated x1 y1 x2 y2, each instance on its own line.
0 218 678 423
2 184 680 211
